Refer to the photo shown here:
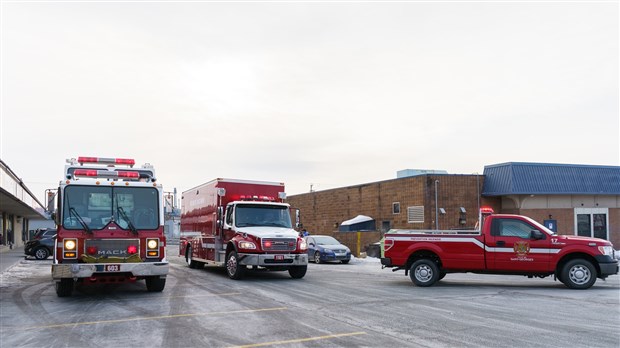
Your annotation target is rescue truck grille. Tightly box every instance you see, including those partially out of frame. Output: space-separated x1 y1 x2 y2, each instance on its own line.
262 238 296 252
84 239 140 258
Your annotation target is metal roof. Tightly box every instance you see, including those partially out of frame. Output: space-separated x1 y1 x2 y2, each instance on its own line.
482 162 620 196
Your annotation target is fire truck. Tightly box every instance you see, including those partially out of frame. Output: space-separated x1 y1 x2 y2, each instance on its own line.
180 178 308 279
51 157 169 297
381 208 619 289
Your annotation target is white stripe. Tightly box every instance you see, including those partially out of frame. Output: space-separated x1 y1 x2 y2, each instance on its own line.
388 236 561 254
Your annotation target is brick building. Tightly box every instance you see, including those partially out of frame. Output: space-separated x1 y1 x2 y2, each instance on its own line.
287 162 620 253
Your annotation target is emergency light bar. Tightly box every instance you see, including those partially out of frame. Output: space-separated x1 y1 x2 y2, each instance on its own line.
77 157 135 166
73 169 140 179
480 207 495 214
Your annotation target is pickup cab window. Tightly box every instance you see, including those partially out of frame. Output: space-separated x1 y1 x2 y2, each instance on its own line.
492 218 542 239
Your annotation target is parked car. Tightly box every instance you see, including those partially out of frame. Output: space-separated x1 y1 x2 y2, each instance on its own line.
24 229 56 260
306 235 351 264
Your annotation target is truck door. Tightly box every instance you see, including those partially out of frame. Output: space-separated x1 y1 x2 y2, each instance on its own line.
486 217 552 272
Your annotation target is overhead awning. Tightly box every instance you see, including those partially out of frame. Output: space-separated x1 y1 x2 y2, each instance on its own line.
339 215 376 232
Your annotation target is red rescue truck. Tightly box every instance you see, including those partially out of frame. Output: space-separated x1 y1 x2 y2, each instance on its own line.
51 157 169 297
381 208 619 289
180 178 308 279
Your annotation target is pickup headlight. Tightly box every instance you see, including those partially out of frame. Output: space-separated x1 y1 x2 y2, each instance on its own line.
238 241 256 250
598 246 613 257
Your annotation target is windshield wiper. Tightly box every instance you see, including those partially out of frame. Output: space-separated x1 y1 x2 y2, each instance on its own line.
117 207 138 235
69 207 92 234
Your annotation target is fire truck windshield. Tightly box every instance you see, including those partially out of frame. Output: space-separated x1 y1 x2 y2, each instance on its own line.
63 186 159 230
235 204 292 228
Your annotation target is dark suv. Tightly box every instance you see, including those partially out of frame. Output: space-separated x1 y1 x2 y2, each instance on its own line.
24 229 56 260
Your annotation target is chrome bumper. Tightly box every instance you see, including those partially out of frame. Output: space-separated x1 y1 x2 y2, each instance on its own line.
52 262 169 279
238 253 308 267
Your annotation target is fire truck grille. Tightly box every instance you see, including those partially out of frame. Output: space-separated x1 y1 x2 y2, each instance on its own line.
262 238 296 252
84 239 140 258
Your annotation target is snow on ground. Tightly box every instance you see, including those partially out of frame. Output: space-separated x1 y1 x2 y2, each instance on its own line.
0 259 51 288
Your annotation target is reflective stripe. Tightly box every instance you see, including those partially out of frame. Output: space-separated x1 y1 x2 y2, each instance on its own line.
386 236 561 254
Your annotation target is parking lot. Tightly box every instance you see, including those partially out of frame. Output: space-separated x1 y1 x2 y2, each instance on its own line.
0 246 618 348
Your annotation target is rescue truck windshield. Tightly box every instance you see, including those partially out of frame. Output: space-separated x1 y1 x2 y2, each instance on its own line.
235 204 292 228
63 186 159 230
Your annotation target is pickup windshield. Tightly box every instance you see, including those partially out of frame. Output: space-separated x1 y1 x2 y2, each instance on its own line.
62 186 159 230
235 204 292 228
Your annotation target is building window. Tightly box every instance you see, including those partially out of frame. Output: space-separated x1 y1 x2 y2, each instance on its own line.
575 208 608 240
407 206 424 223
392 202 400 214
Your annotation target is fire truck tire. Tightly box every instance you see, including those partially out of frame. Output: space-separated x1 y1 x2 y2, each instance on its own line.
34 247 50 260
288 265 307 279
561 259 597 289
55 279 74 297
146 277 166 292
410 259 440 287
186 246 203 269
226 250 245 280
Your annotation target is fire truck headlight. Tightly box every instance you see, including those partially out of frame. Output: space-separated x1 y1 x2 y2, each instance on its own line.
238 241 256 250
299 239 307 251
64 239 77 250
147 239 159 250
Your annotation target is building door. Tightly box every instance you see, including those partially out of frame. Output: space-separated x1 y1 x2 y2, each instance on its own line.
574 208 608 240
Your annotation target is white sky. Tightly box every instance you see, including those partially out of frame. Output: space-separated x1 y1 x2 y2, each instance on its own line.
1 0 618 205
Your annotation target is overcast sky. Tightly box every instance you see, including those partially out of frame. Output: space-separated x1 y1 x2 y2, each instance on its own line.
1 0 618 206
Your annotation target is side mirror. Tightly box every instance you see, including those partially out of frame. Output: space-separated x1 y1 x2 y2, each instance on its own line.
531 230 544 240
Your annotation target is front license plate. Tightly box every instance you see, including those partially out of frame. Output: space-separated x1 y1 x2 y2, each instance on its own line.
104 264 121 272
275 255 284 261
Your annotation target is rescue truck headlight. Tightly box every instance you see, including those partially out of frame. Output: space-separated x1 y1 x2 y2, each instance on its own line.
238 241 256 250
146 239 159 257
299 239 307 251
63 239 78 259
598 246 613 257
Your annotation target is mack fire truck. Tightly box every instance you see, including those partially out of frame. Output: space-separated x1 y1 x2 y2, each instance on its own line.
180 178 308 279
51 157 169 297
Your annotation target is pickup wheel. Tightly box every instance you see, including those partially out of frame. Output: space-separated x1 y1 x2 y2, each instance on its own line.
410 259 440 287
34 247 50 260
226 250 245 280
55 279 74 297
562 259 597 289
288 265 307 279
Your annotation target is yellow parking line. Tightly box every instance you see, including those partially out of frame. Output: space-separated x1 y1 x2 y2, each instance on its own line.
229 331 368 348
19 307 287 330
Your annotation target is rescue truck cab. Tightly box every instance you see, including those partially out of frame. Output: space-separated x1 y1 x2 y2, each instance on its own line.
51 157 169 297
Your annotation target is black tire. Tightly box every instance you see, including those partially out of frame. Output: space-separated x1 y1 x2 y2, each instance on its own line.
288 265 307 279
438 271 447 281
146 277 166 292
186 246 203 269
409 259 440 287
314 251 322 264
55 278 74 297
561 259 597 289
226 250 245 280
34 247 50 260
341 260 350 264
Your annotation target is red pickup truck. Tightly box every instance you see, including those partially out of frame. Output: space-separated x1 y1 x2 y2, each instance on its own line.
381 208 619 289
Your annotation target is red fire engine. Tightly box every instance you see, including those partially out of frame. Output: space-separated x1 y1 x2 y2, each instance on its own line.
180 178 308 279
51 157 169 297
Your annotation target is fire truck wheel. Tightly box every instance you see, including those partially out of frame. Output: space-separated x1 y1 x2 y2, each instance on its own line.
34 247 50 260
55 279 74 297
146 277 166 292
288 265 307 279
186 246 203 269
409 259 440 287
561 259 597 289
226 250 245 280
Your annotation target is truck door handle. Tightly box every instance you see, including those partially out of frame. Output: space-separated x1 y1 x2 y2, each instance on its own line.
497 241 505 247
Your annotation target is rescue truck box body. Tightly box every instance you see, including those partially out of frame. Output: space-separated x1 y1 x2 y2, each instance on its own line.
180 178 308 279
381 209 618 289
51 157 169 297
